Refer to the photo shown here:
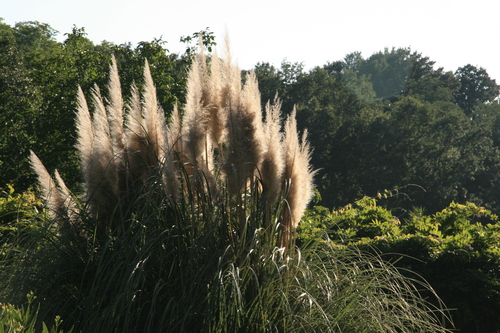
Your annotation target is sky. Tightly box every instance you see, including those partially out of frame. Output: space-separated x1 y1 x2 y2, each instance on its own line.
2 0 500 83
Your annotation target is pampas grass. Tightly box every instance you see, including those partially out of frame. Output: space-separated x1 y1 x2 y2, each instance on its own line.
52 39 312 244
5 40 453 332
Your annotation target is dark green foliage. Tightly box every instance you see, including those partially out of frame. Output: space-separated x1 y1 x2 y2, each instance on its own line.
356 47 414 100
180 27 217 56
0 21 45 190
454 64 500 116
253 47 500 215
252 59 304 111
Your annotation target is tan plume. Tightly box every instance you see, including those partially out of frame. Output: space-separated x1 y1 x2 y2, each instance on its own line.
106 55 125 154
283 108 316 229
29 151 62 218
223 70 265 196
261 97 284 205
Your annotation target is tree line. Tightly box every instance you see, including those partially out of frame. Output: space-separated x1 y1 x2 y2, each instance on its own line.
1 19 500 217
252 48 500 215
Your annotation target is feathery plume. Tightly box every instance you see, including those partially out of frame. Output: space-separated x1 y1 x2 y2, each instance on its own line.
106 55 125 154
125 82 143 141
183 54 210 167
224 71 264 196
75 85 94 183
54 170 79 225
181 49 218 194
87 84 119 216
166 103 182 154
29 151 64 221
282 108 316 229
142 60 167 163
30 151 80 232
124 81 146 172
206 51 226 145
294 128 316 225
91 85 111 146
123 80 152 192
261 98 284 205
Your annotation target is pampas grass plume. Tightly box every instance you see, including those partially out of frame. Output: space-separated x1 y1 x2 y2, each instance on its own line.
207 51 226 145
75 85 94 183
183 53 210 168
261 98 284 205
29 151 66 225
283 108 316 228
141 59 167 162
106 55 125 154
224 71 264 196
88 84 119 214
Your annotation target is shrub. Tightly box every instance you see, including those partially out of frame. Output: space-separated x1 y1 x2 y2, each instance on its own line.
0 185 48 260
301 196 500 332
0 293 70 333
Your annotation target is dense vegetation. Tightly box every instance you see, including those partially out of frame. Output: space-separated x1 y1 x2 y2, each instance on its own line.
1 18 500 332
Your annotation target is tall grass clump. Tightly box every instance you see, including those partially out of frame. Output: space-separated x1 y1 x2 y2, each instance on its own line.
1 42 453 332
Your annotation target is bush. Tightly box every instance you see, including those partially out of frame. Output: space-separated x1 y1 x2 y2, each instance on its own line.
299 196 500 332
0 185 48 260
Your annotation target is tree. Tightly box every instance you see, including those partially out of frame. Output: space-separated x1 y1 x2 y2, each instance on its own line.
454 64 500 116
381 96 500 213
253 62 282 105
358 47 414 100
343 48 446 102
288 66 386 208
339 68 376 102
0 20 48 189
342 51 364 72
405 69 460 103
251 59 304 110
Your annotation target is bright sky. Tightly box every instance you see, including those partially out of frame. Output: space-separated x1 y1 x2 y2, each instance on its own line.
2 0 500 83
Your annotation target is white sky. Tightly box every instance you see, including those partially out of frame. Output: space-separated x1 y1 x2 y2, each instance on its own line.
2 0 500 83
